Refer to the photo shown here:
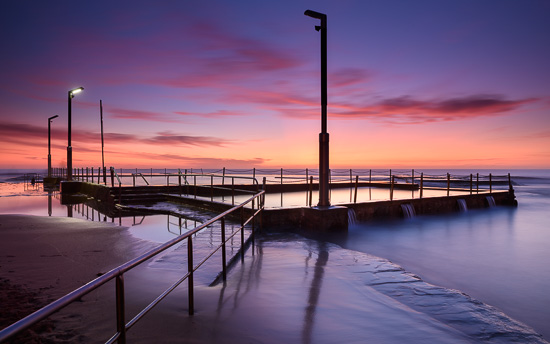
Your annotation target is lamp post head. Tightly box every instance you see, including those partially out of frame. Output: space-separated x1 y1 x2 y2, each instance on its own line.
304 9 325 20
48 115 59 122
304 9 326 31
69 87 84 98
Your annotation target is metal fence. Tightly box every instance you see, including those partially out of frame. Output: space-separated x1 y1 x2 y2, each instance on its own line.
0 188 265 343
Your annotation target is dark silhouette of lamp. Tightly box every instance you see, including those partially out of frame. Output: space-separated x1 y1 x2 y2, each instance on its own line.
304 10 330 207
67 87 84 181
47 115 59 178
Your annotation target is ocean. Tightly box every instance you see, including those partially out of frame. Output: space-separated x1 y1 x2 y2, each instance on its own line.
1 168 549 341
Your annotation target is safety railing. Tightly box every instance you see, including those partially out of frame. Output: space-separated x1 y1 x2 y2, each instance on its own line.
0 188 265 343
167 172 261 206
66 167 512 206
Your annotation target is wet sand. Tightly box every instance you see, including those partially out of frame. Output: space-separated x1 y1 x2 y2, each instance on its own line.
0 214 155 342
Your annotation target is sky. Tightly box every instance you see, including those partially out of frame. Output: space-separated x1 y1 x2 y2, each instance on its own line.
1 0 549 170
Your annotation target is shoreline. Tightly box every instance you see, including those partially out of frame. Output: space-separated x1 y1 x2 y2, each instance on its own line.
0 214 156 342
1 214 548 343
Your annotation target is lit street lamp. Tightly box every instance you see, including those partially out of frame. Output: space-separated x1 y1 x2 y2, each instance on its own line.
47 115 59 178
304 10 330 207
67 87 84 181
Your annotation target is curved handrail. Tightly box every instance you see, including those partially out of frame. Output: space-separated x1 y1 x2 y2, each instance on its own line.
0 190 265 343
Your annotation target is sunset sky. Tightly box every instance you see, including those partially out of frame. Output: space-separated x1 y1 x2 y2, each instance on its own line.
1 0 549 170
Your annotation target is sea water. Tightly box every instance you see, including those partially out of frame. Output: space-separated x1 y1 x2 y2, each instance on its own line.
338 169 550 339
1 169 549 340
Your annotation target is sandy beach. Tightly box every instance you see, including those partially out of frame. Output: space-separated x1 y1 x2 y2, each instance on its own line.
0 214 155 342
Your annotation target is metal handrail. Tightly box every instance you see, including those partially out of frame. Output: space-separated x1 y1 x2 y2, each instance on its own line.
110 167 123 204
110 166 122 187
0 189 265 343
136 173 150 186
168 172 259 186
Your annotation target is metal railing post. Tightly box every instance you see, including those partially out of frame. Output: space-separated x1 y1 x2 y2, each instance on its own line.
390 175 394 201
185 169 189 196
240 207 245 261
420 173 424 199
309 176 313 207
221 218 227 281
261 177 266 231
210 175 214 201
354 175 358 203
116 274 126 344
251 199 255 235
447 173 450 196
188 237 194 315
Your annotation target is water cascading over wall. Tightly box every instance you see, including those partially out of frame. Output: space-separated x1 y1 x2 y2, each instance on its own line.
457 199 468 212
401 203 416 218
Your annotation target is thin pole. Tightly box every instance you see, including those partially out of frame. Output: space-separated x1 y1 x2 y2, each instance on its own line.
48 119 51 178
67 92 72 181
100 100 106 184
47 116 58 178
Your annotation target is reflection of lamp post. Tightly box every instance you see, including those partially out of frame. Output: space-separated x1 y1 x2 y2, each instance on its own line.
67 87 84 181
47 115 59 178
304 10 330 207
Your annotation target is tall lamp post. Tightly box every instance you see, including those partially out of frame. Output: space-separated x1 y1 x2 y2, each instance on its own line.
47 115 59 178
67 87 84 181
304 10 330 207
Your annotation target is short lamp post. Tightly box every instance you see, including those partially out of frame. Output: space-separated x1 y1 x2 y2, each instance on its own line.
304 9 330 207
47 115 59 178
67 87 84 181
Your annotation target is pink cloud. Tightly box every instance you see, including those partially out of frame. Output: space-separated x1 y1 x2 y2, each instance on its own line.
145 132 231 147
106 107 178 122
174 110 246 118
329 68 373 88
0 121 234 152
277 94 538 124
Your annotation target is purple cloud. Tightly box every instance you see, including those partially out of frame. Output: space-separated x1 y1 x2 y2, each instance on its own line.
145 132 231 147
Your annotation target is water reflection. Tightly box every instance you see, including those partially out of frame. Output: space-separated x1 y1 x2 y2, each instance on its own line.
302 242 329 344
224 186 477 209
